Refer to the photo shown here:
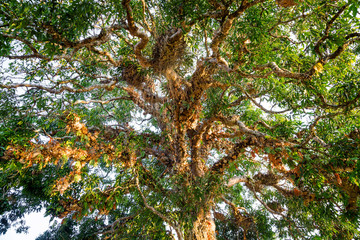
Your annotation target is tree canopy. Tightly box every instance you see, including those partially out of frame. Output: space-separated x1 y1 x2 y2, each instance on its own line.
1 0 360 239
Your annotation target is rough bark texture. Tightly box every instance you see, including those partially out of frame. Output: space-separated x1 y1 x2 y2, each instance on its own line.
188 209 216 240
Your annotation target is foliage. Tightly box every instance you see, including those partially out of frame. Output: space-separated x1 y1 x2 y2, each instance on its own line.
1 0 360 239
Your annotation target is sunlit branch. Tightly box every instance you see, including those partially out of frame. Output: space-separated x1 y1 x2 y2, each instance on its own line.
74 97 132 105
253 120 274 130
253 62 308 80
139 0 153 35
239 86 291 114
215 116 266 138
0 81 117 94
235 69 273 79
313 134 329 148
227 176 247 187
221 196 249 215
122 0 151 67
88 46 122 66
143 0 157 35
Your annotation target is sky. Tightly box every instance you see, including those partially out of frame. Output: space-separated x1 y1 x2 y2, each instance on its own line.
0 210 51 240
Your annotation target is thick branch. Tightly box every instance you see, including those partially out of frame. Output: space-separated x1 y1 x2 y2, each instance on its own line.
210 0 265 57
227 176 247 187
326 37 360 61
210 135 258 174
122 0 151 67
314 4 348 57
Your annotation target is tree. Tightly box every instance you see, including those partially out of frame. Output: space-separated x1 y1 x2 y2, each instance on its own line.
1 0 360 239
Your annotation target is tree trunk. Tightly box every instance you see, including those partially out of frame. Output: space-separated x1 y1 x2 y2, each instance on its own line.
186 208 216 240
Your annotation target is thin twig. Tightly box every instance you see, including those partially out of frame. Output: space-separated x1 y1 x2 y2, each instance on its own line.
135 174 183 240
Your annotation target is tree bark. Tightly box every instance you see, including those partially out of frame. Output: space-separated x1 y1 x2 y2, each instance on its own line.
186 208 216 240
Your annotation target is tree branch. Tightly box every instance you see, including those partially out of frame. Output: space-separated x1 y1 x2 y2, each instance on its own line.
210 0 265 58
0 81 118 94
227 176 247 187
248 183 305 238
135 175 183 240
74 97 132 105
88 46 122 66
314 4 349 58
122 0 151 67
253 62 308 80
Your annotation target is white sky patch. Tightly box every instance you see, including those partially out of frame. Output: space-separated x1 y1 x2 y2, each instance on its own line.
0 210 51 240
